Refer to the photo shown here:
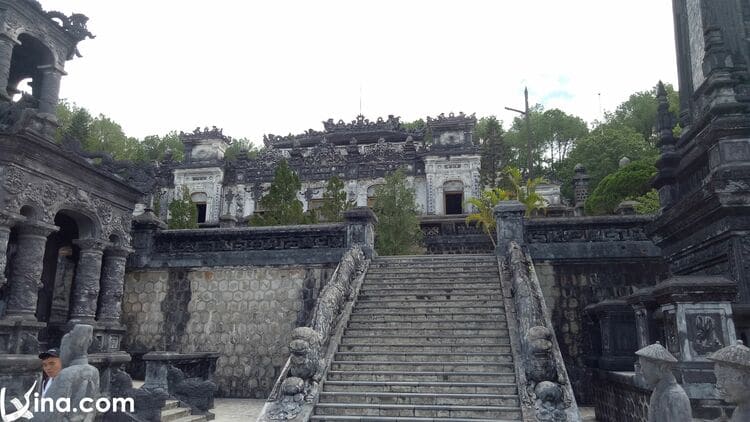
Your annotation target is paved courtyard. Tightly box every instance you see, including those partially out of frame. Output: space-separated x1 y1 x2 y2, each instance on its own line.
213 399 266 422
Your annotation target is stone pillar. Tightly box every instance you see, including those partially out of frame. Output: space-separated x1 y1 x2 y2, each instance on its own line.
493 200 525 255
5 221 58 319
625 287 658 350
96 246 132 323
0 34 18 101
130 210 166 267
36 64 66 116
218 214 237 228
343 207 378 258
0 211 22 287
68 239 106 324
573 163 590 217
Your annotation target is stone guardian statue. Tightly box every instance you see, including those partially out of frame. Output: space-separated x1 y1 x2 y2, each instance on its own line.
635 341 692 422
38 324 100 422
708 340 750 422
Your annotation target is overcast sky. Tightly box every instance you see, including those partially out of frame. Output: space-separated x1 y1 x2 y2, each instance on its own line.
45 1 678 145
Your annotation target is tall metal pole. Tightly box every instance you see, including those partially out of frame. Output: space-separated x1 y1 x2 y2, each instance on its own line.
524 87 532 179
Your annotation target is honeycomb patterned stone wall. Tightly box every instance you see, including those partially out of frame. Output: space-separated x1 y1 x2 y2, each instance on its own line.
123 264 334 398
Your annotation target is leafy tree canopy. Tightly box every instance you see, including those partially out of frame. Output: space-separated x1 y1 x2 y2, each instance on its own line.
475 116 508 188
585 160 657 215
168 186 198 229
319 176 354 222
603 83 680 143
372 169 422 255
250 160 315 226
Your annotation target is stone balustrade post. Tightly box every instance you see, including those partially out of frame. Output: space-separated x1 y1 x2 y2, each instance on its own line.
68 238 106 324
130 210 166 267
96 246 133 323
0 33 18 101
493 200 526 255
343 207 378 258
36 64 66 116
5 221 58 319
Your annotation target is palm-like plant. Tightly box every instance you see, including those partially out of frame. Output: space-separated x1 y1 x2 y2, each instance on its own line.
497 166 548 216
465 188 510 247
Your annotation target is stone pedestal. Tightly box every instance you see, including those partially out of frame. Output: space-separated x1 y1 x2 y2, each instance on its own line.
0 317 46 354
343 207 378 258
586 299 639 370
91 322 126 354
68 239 106 325
493 200 525 254
5 221 58 319
0 355 41 411
219 214 238 228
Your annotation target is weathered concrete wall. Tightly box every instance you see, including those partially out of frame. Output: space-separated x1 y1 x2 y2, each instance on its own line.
123 264 334 398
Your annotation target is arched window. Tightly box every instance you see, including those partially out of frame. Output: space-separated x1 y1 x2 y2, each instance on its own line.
366 184 383 208
8 34 54 102
191 192 208 223
443 180 464 215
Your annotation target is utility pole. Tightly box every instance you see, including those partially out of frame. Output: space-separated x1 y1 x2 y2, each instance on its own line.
505 86 533 179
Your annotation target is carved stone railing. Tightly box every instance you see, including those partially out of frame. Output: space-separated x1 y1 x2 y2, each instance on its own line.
131 221 349 268
420 214 494 254
495 201 581 422
257 245 368 421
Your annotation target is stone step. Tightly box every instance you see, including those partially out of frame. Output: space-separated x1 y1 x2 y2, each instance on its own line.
161 407 191 422
349 313 506 323
347 321 508 330
352 307 503 316
366 273 499 281
310 416 517 422
362 282 500 291
367 265 497 273
355 300 504 309
359 289 502 298
172 416 207 422
318 391 520 407
374 254 494 261
330 361 515 373
313 402 522 419
338 344 512 354
334 352 513 363
341 336 510 346
163 400 180 410
358 294 505 303
344 327 508 337
322 380 518 395
326 371 516 383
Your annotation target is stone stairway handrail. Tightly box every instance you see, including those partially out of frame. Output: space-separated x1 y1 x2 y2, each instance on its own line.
257 245 368 422
505 240 581 422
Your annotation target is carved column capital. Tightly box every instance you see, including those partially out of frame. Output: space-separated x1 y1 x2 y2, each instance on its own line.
73 238 108 253
0 211 24 228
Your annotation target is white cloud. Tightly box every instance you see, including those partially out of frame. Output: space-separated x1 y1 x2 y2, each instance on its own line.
47 0 678 144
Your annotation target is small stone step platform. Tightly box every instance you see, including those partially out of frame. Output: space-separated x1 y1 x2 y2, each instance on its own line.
313 254 521 421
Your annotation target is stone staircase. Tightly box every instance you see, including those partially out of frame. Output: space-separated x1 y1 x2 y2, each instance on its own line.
160 399 208 422
311 254 522 421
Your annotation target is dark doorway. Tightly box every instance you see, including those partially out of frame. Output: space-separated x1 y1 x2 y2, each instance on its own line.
196 203 207 223
445 193 463 215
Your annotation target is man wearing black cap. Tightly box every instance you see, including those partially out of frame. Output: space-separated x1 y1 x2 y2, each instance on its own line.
38 348 61 398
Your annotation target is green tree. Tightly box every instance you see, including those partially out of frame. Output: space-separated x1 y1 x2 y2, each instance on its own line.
250 160 313 226
475 116 509 188
631 189 661 214
137 132 184 162
372 169 422 255
558 124 657 201
505 106 588 179
319 176 354 222
585 160 657 215
465 188 510 247
224 138 259 161
168 186 198 229
604 83 680 143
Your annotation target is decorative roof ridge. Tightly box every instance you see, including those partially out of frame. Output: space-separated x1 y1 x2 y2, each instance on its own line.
179 126 231 143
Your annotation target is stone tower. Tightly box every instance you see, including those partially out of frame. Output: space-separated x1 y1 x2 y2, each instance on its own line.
0 0 93 135
651 0 750 342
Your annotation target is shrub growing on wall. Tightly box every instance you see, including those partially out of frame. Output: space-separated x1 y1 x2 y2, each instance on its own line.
168 186 198 229
372 169 422 255
585 160 657 215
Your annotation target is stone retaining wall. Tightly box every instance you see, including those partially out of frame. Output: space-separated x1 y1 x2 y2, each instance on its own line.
123 264 334 398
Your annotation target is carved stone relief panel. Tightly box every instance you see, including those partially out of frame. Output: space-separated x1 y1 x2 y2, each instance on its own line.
686 313 725 357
